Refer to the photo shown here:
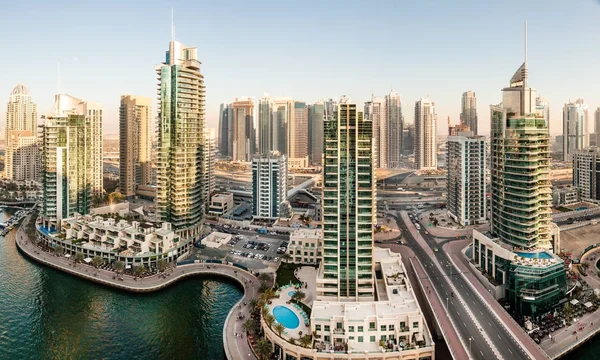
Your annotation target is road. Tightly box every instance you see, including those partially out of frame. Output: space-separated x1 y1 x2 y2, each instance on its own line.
393 211 532 360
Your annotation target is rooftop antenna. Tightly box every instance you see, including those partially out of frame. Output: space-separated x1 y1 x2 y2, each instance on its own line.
171 7 175 41
523 20 528 89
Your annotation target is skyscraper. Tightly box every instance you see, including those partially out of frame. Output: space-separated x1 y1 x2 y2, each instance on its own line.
273 98 294 155
156 38 205 241
40 95 97 229
460 91 478 135
473 25 565 317
595 107 600 133
203 128 217 211
414 97 437 170
289 101 308 161
5 84 39 181
252 151 288 219
119 95 152 198
53 94 103 199
308 101 325 166
258 95 273 154
317 96 375 301
563 99 588 161
218 103 233 158
364 96 387 168
536 96 550 125
386 91 402 168
573 147 600 202
232 97 255 162
447 131 486 226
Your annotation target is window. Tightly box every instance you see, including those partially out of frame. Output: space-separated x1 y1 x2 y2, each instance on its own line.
381 325 386 331
389 324 395 331
413 321 419 329
349 326 354 332
370 336 376 342
315 325 321 331
369 322 375 330
349 336 354 340
400 322 406 329
324 325 330 332
358 336 364 343
324 335 330 342
381 335 387 341
358 326 364 332
336 322 342 330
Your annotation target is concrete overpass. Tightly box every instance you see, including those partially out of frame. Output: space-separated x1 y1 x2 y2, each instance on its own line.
228 175 320 200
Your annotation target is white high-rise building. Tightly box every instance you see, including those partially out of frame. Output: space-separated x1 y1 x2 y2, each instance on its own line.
563 99 588 161
232 97 255 162
414 97 437 170
5 84 39 181
447 131 487 225
460 91 478 135
252 151 288 219
273 98 294 155
365 96 387 168
203 127 217 211
258 95 273 154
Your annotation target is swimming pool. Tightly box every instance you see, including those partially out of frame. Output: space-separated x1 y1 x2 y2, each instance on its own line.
288 290 296 297
272 306 300 329
515 251 553 259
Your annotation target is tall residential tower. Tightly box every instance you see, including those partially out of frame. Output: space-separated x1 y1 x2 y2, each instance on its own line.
232 97 255 162
414 97 437 170
460 91 478 135
563 99 589 161
365 96 387 168
386 91 402 168
5 84 39 181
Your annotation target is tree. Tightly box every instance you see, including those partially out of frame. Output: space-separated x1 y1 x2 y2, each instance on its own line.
92 194 104 207
157 259 167 272
248 298 259 310
274 323 285 337
92 256 103 268
264 313 275 329
113 260 125 274
258 272 271 283
299 335 312 348
291 290 306 303
259 281 269 294
108 191 125 205
134 265 146 276
261 305 270 319
54 245 64 256
75 252 85 262
255 338 272 360
260 288 275 302
242 318 257 334
282 253 292 264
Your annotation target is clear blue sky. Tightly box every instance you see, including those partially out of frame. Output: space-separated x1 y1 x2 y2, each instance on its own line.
1 0 599 136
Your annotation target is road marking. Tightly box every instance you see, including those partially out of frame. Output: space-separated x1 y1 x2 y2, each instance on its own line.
488 322 492 327
464 322 467 327
480 351 484 356
508 349 513 354
497 334 501 339
479 311 483 315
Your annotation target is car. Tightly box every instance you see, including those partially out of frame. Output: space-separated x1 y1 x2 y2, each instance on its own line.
269 231 277 235
396 240 403 244
424 231 429 235
434 247 438 252
375 240 382 244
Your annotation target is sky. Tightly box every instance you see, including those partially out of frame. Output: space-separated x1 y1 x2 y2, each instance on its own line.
1 0 599 136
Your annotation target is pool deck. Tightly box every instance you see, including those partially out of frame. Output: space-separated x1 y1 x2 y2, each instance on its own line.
271 285 310 340
14 216 259 360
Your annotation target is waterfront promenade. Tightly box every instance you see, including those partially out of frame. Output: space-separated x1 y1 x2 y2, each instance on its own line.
14 220 258 360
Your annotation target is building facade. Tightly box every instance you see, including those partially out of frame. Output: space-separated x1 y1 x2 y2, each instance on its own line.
573 148 600 202
386 91 402 168
232 97 255 162
308 101 325 166
252 151 288 219
119 95 152 198
287 228 321 264
218 102 234 158
414 97 437 170
563 99 588 162
258 95 274 155
317 97 375 301
365 96 387 168
156 39 205 241
203 127 217 210
447 132 486 226
460 91 478 135
208 192 234 216
5 84 39 181
289 101 309 165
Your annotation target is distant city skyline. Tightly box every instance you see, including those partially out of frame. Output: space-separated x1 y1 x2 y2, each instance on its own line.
1 0 599 136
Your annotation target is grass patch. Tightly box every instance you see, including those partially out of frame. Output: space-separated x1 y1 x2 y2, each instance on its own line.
275 262 301 288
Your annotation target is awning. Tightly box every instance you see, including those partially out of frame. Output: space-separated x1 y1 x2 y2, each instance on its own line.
570 299 579 305
84 257 92 263
64 254 71 258
585 302 593 308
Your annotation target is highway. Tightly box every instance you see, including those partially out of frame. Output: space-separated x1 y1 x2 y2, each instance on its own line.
393 211 531 360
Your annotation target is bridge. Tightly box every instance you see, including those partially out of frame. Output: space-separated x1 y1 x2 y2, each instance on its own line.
229 175 320 200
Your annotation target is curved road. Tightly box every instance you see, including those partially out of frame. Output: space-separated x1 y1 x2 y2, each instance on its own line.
392 211 534 360
14 219 258 360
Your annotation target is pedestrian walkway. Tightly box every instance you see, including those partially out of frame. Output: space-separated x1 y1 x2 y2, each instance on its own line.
445 240 550 360
14 217 258 360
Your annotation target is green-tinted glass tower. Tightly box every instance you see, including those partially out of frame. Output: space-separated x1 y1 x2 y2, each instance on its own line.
156 39 205 241
317 96 375 301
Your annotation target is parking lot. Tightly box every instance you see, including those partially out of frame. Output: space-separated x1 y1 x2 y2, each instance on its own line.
227 234 288 263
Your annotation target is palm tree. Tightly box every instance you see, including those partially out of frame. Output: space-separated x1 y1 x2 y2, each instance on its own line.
291 290 306 303
75 252 85 263
248 298 259 310
259 281 269 294
264 313 275 329
157 259 167 272
299 335 312 348
282 253 292 264
261 305 270 319
54 245 64 256
113 260 125 274
242 318 257 335
274 323 285 337
260 288 275 302
92 256 103 268
134 265 146 276
254 338 272 360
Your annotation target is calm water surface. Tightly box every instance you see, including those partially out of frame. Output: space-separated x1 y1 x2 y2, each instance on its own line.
0 209 242 360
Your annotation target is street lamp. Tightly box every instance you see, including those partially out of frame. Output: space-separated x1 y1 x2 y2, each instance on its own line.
446 297 449 309
469 337 472 353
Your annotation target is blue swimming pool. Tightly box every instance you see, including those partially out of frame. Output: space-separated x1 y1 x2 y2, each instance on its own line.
272 306 300 329
288 290 296 297
515 251 553 259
